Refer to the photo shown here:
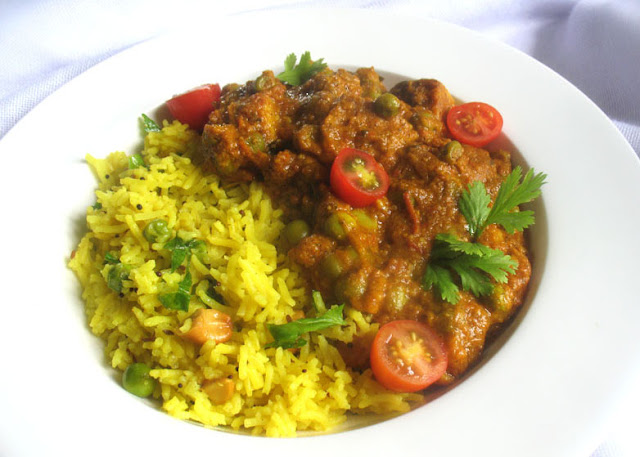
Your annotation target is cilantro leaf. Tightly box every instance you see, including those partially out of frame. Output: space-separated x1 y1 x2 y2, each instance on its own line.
276 51 327 86
141 114 161 133
459 181 491 238
266 301 346 349
423 234 518 304
459 166 546 238
163 237 193 272
158 238 206 311
104 252 119 264
423 264 460 304
128 153 146 169
159 271 192 311
485 167 546 233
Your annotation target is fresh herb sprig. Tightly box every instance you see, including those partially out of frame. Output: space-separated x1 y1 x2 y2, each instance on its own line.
423 166 546 304
158 237 206 311
159 271 192 311
460 166 547 238
141 113 161 133
163 237 204 272
266 292 346 349
276 52 327 86
424 234 518 304
128 153 146 169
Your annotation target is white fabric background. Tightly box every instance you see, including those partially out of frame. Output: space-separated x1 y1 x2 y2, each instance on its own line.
1 1 638 455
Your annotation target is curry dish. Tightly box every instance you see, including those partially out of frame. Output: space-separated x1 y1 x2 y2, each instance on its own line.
195 65 532 382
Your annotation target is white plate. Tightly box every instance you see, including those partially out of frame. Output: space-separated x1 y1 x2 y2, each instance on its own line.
1 8 639 457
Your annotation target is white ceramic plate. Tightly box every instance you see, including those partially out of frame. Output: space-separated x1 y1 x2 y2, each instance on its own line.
1 8 639 457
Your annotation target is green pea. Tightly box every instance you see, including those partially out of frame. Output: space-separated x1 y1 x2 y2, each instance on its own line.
190 240 208 263
254 74 274 92
374 93 401 118
335 272 367 303
364 88 382 100
107 263 130 293
442 140 463 163
143 219 171 244
320 253 344 279
387 286 409 311
284 219 310 245
122 363 157 398
245 133 267 153
351 209 377 231
411 111 440 131
490 285 511 312
223 83 241 94
324 213 347 241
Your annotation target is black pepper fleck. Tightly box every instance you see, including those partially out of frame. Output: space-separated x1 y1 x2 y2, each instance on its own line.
163 329 174 335
177 383 183 388
119 292 124 298
136 204 143 210
239 210 245 216
302 369 307 373
156 271 163 277
105 174 110 179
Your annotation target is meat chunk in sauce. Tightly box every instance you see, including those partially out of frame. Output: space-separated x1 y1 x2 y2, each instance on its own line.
197 66 532 383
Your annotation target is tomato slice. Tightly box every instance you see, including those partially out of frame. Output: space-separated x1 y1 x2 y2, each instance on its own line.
446 102 503 147
370 320 448 392
330 148 390 208
166 83 221 131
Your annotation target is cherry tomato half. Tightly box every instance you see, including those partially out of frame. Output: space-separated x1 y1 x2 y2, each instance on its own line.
330 148 390 208
370 320 448 392
446 102 503 147
166 83 221 131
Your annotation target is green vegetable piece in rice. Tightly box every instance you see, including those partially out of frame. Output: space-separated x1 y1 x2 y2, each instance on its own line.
123 363 157 397
159 271 192 311
163 236 206 271
266 295 346 349
104 253 130 293
141 113 161 133
143 219 171 244
128 153 146 169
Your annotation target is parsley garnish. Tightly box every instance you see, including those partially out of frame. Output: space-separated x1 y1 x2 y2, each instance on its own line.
266 294 346 349
92 202 103 210
423 166 546 304
141 113 161 133
276 52 327 86
424 234 518 304
460 166 547 238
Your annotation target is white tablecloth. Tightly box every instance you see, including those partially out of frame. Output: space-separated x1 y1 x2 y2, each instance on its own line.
2 1 639 455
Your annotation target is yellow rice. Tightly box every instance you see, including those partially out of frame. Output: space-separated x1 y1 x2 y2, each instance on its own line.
68 120 422 437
